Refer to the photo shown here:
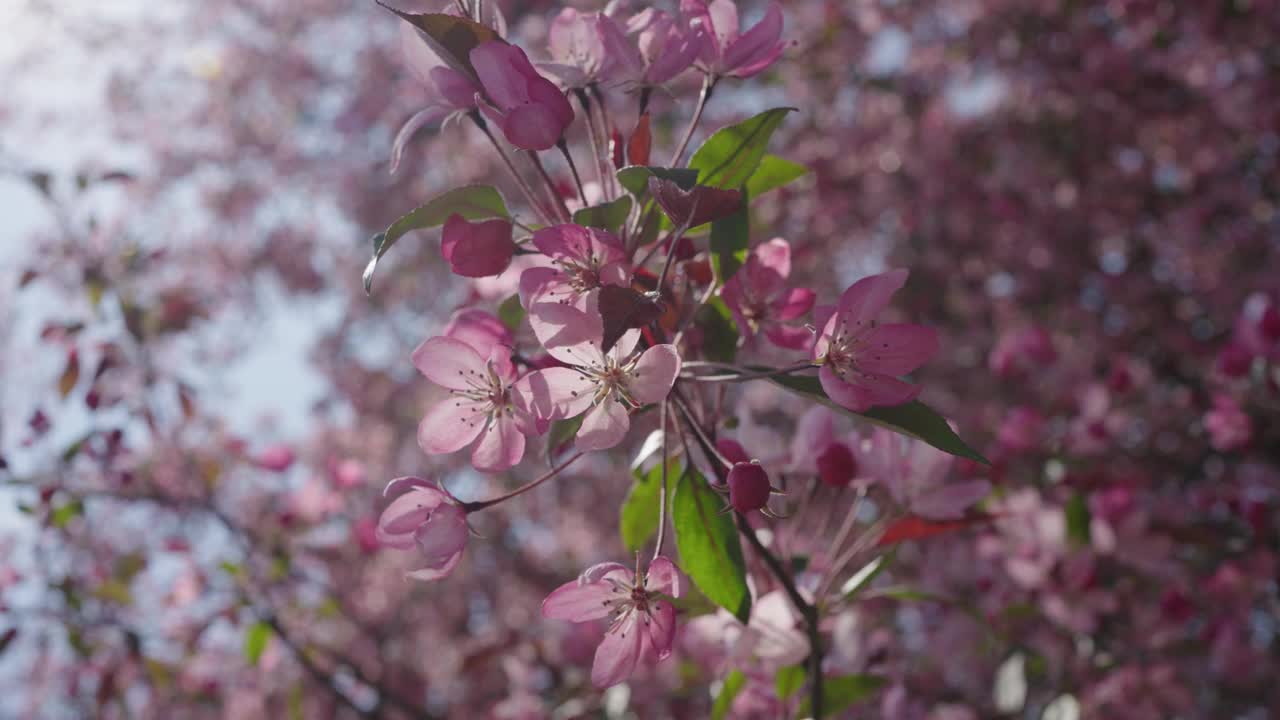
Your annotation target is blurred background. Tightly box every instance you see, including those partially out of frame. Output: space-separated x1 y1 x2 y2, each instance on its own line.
1 0 1278 718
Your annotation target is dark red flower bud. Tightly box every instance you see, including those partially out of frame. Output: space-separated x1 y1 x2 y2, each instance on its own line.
727 461 771 513
816 442 857 487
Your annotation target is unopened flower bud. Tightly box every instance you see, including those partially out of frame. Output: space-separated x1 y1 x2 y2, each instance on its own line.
816 443 857 487
727 461 771 513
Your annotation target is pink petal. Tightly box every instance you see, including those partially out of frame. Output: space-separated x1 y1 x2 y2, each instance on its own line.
542 580 620 622
912 479 991 520
417 399 486 455
764 324 813 350
413 503 468 562
580 561 634 584
728 44 783 79
705 0 740 51
377 487 443 540
518 265 559 308
627 344 681 404
471 41 529 108
746 237 791 297
857 323 939 376
389 106 446 175
646 600 677 660
519 366 596 421
502 102 564 151
470 412 526 472
819 365 873 412
576 398 630 451
812 308 837 359
528 70 575 126
644 556 682 598
839 369 922 410
591 612 643 688
443 308 512 359
774 287 815 321
405 550 462 581
790 406 835 468
411 336 486 390
441 215 514 278
836 269 909 326
645 23 703 84
382 476 443 498
430 67 479 110
528 302 603 364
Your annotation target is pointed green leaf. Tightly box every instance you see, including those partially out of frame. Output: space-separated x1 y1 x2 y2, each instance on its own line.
746 155 809 197
1065 492 1091 547
616 166 700 196
672 466 751 623
363 185 509 293
690 107 797 189
572 195 632 231
775 665 806 700
244 621 271 666
763 372 989 464
497 294 525 332
619 460 676 553
709 189 750 283
711 669 748 720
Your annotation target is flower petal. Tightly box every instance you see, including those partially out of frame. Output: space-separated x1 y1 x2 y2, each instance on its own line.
857 323 940 376
836 269 908 326
377 487 444 541
644 556 681 598
417 399 486 455
502 102 563 151
519 366 596 422
646 600 677 660
542 579 621 622
627 344 681 404
389 106 446 175
411 336 486 390
912 479 991 519
819 364 873 412
470 412 526 472
576 398 630 451
405 549 462 582
774 287 815 321
591 612 643 688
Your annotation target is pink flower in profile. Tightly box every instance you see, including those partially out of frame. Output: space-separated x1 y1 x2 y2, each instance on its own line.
523 305 680 451
471 41 574 151
443 307 513 358
391 21 482 174
376 477 468 581
541 8 614 89
859 428 989 519
440 214 515 278
602 9 703 88
412 337 538 472
519 224 629 344
1204 394 1251 452
682 0 785 78
721 238 815 349
542 556 682 688
812 270 939 412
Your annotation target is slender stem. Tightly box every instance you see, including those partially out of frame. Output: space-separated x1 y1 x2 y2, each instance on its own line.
527 150 571 223
681 361 817 384
472 115 554 226
653 197 700 292
669 74 716 167
652 401 670 561
461 452 583 513
575 89 610 196
558 140 589 208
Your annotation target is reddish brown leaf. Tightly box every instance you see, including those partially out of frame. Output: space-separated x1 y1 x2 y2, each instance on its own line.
628 113 652 166
648 177 742 228
598 285 663 353
610 127 625 170
58 350 80 399
876 513 993 547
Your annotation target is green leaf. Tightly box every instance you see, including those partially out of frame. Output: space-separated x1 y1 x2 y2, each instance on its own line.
379 9 499 81
1065 492 1091 547
616 166 699 196
51 498 84 529
689 107 797 189
711 669 747 720
572 195 632 231
545 415 584 459
363 185 509 293
244 621 271 666
839 548 896 600
764 373 989 464
620 460 675 553
672 466 751 623
497 294 525 332
797 674 887 717
709 190 750 283
696 297 740 364
775 665 806 700
745 155 809 197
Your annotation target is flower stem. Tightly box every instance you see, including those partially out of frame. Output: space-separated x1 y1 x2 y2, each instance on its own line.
652 401 670 561
680 361 818 383
461 452 584 513
471 114 554 226
527 150 572 223
557 139 589 208
669 74 716 167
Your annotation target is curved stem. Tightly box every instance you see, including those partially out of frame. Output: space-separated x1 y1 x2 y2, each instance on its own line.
652 401 670 561
681 361 817 384
461 451 584 513
471 114 554 226
527 150 571 223
558 140 589 208
669 74 716 167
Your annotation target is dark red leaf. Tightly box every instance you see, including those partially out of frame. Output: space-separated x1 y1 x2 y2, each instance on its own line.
648 178 742 228
628 113 652 166
610 127 625 170
598 285 663 353
876 513 993 546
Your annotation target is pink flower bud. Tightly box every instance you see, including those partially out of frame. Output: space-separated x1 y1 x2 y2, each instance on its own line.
376 477 468 581
716 438 750 465
727 461 771 513
471 41 574 151
254 444 296 473
816 442 857 487
440 214 515 278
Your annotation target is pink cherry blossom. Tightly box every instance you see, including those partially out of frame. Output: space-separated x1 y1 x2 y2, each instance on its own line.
727 460 771 513
375 477 468 581
541 9 614 89
541 556 681 688
720 238 815 349
442 307 514 358
812 270 939 412
440 214 515 278
470 41 574 151
519 224 629 344
412 336 538 472
601 8 703 88
859 428 989 519
1204 394 1251 452
523 307 680 451
683 0 785 79
391 21 481 174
